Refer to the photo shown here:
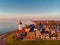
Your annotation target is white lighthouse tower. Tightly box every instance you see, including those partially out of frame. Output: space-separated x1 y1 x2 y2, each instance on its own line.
18 20 22 30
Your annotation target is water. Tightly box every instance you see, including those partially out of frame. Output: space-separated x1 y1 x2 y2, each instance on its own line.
0 18 32 34
0 18 59 34
0 19 17 34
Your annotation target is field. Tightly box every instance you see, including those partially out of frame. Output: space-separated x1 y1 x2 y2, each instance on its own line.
6 33 60 45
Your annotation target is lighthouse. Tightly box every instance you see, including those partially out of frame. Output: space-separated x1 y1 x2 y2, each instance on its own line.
18 20 22 30
16 20 23 37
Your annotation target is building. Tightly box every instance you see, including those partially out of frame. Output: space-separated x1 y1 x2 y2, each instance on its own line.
24 27 30 32
25 32 36 40
50 33 57 40
35 29 41 39
16 20 24 37
16 20 60 40
41 31 50 39
57 32 60 39
32 20 60 29
18 20 22 30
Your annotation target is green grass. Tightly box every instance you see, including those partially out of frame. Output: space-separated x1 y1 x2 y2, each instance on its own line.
6 33 60 45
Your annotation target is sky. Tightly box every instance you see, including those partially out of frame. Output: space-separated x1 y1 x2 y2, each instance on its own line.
0 0 60 19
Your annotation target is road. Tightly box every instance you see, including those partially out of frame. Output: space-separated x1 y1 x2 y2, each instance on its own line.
0 30 16 45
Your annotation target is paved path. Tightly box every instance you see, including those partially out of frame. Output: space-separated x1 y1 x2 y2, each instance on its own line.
0 33 8 45
0 30 16 45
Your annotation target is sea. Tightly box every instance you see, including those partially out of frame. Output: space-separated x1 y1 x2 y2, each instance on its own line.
0 18 33 34
0 18 60 34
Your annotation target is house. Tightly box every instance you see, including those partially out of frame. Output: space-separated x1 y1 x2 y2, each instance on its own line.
16 30 25 38
45 26 50 31
57 32 60 39
25 32 36 40
16 20 60 40
24 27 30 32
49 28 57 40
50 28 56 35
35 30 41 39
32 20 60 30
32 20 60 25
50 33 57 40
41 31 50 40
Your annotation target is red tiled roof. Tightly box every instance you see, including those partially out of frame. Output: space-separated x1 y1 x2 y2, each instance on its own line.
16 30 25 34
32 20 60 25
57 32 60 33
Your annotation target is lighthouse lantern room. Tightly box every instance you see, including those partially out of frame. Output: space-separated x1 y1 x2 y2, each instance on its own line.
18 20 22 30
